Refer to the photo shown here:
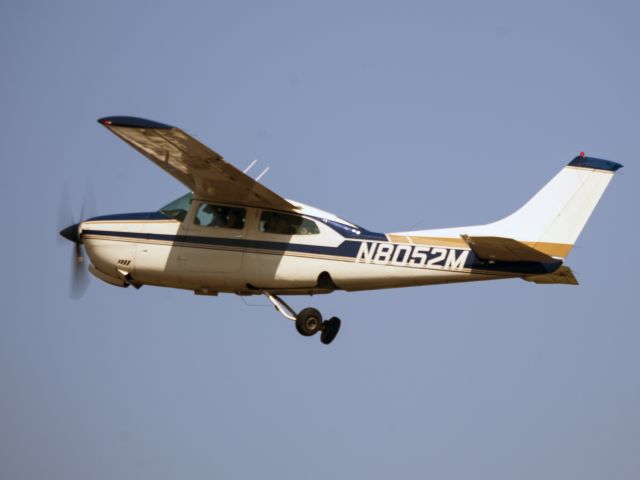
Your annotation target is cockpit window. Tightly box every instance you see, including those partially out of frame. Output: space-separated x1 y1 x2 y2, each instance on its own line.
259 211 319 235
159 192 193 222
195 203 246 230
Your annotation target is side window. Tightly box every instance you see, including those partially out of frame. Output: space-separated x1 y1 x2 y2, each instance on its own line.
259 211 319 235
194 204 246 230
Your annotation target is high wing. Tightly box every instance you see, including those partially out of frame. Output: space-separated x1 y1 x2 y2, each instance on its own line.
98 116 294 210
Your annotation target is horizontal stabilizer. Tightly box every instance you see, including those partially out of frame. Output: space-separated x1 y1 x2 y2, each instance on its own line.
461 235 556 263
523 266 578 285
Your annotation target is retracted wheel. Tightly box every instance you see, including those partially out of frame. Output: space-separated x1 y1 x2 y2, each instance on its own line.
320 317 341 345
295 307 323 336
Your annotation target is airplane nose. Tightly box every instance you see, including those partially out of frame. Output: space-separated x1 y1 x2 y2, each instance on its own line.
59 223 80 243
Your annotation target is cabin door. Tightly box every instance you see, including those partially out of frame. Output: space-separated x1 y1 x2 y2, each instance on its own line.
177 201 246 276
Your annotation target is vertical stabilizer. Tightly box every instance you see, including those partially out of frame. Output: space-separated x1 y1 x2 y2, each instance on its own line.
393 155 623 258
488 156 622 250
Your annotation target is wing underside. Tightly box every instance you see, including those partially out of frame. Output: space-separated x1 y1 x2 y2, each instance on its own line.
99 116 294 210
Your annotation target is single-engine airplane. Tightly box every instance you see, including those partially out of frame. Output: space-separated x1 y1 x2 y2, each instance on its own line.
59 116 623 345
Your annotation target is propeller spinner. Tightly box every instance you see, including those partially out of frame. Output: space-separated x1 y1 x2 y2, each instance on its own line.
58 185 94 299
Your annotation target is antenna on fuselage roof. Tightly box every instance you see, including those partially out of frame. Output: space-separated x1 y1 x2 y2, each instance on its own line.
255 167 270 182
243 159 258 174
243 158 270 182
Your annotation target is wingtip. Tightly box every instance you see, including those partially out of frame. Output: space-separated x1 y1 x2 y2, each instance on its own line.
97 116 174 129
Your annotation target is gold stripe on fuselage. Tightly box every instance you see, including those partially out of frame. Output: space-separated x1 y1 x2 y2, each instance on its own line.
386 234 572 258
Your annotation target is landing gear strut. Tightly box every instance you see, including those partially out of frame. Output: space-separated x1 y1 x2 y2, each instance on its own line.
262 292 341 345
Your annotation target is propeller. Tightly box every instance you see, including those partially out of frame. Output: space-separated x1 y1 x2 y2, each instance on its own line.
58 184 96 299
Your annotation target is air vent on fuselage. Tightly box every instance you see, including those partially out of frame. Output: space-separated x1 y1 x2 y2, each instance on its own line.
117 259 131 267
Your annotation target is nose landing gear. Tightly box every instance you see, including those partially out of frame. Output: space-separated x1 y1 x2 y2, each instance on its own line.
262 292 341 345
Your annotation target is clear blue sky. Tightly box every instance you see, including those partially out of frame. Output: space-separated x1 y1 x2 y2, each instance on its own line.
1 1 638 479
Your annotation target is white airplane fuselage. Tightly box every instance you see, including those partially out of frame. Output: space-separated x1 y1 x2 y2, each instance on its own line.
80 200 524 296
78 156 622 298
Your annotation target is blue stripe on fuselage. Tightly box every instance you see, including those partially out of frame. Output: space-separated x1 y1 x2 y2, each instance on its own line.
315 218 388 241
82 229 361 258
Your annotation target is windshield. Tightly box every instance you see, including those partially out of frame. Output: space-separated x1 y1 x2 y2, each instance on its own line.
159 192 193 221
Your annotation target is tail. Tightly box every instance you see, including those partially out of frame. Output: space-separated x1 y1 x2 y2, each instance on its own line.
393 155 623 258
482 155 623 256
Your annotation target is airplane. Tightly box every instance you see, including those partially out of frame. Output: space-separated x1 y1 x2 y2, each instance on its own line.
59 116 623 345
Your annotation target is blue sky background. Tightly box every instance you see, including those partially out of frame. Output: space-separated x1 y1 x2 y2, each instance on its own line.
1 1 639 479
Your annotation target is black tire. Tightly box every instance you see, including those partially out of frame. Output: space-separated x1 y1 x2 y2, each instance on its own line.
320 317 341 345
295 307 323 336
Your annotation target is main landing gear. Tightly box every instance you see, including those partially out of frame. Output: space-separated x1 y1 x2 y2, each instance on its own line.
263 292 341 345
